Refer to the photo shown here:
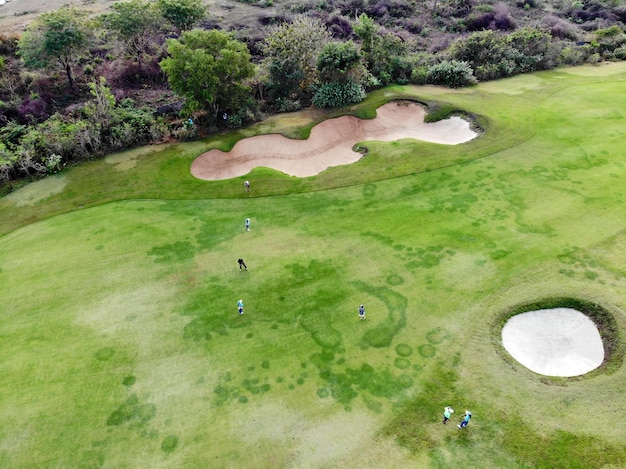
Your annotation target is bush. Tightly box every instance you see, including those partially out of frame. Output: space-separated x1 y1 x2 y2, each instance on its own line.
558 44 590 66
18 98 48 124
612 44 626 60
410 66 428 85
273 97 302 112
426 60 477 88
311 82 365 108
326 15 353 38
542 15 580 41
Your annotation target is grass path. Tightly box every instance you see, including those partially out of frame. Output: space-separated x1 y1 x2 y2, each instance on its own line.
1 64 626 467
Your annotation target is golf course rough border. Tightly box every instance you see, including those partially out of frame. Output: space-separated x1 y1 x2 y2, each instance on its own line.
491 297 625 382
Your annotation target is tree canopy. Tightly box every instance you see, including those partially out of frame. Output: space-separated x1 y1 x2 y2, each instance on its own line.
18 7 91 88
157 0 207 32
160 30 255 122
262 16 331 92
317 41 363 84
103 0 163 66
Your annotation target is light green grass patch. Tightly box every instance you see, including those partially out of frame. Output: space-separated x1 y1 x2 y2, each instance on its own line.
2 173 68 206
2 64 626 467
105 145 165 171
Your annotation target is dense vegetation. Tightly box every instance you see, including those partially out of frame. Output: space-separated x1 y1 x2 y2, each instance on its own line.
1 0 626 190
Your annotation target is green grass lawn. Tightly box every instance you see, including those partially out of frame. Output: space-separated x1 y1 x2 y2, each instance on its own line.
1 63 626 468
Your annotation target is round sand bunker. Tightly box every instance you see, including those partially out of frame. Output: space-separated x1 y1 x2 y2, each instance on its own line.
501 308 604 377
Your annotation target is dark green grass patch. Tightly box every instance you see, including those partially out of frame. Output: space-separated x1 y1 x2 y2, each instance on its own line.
160 435 179 453
106 394 156 427
3 64 626 467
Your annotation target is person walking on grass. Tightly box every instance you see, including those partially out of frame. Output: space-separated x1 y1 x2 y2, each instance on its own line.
358 304 366 320
244 180 250 192
237 299 244 315
238 258 247 271
245 218 250 231
443 406 454 424
458 410 471 429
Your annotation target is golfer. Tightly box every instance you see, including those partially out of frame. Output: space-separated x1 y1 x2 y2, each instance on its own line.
458 410 471 429
358 304 366 320
245 218 250 231
237 299 244 315
244 180 250 192
443 406 454 424
238 258 248 271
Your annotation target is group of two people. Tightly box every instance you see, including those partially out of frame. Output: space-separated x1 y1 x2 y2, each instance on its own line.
443 407 472 428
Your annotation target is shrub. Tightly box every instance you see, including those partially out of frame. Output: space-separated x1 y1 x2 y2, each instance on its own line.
426 60 477 88
117 61 166 87
331 0 367 17
493 3 516 30
612 44 626 60
557 44 590 66
311 82 365 108
464 3 515 31
326 15 353 38
18 98 48 124
410 66 428 85
43 153 62 174
273 97 302 112
0 33 19 55
586 52 602 64
542 15 580 40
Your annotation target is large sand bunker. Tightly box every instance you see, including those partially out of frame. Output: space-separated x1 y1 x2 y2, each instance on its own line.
501 308 604 377
191 101 477 181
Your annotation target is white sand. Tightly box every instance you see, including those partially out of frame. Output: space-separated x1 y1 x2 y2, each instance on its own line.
501 308 604 377
190 101 477 181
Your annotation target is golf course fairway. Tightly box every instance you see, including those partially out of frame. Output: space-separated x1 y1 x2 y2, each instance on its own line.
1 63 625 468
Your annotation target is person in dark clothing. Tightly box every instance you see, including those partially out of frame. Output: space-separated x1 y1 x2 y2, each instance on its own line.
238 258 247 270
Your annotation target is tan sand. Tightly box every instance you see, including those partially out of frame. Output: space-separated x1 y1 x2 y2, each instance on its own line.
501 308 604 377
190 101 477 181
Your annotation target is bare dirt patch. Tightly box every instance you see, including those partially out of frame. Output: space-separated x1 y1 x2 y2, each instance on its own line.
0 0 113 33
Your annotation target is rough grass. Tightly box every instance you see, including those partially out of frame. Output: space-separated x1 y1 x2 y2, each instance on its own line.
1 63 626 468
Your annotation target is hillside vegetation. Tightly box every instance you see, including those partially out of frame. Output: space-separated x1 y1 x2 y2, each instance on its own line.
1 0 625 191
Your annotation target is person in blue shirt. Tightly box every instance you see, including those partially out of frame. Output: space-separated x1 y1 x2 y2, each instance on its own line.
358 304 366 320
458 410 472 428
237 299 244 315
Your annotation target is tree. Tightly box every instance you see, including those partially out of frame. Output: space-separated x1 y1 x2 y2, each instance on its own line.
353 14 409 85
506 27 551 72
262 16 331 93
157 0 207 33
313 41 366 107
354 14 376 56
317 41 363 84
103 0 163 67
267 58 306 103
160 30 255 122
0 142 17 188
18 7 91 89
84 76 116 131
448 30 512 81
